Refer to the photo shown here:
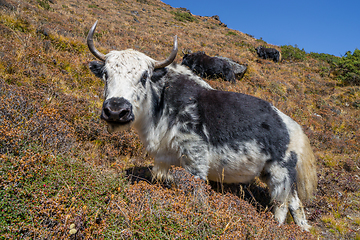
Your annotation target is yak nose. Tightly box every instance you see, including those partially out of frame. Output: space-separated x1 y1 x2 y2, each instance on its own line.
101 97 134 123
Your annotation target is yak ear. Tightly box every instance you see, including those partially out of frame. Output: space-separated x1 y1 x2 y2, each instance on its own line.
151 67 168 83
89 61 105 79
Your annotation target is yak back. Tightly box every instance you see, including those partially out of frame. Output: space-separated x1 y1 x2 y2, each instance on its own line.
158 72 290 159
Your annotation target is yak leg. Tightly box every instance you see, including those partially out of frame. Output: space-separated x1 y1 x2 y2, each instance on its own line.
152 141 209 182
260 162 293 225
288 190 311 231
179 142 209 181
272 188 311 231
261 159 311 231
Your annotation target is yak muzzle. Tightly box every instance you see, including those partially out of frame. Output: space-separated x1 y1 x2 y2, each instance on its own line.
101 97 134 124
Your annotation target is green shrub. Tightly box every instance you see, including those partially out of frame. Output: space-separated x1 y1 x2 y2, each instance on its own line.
336 49 360 86
310 52 340 64
88 4 98 8
171 11 198 23
37 0 51 10
280 45 307 61
226 31 237 36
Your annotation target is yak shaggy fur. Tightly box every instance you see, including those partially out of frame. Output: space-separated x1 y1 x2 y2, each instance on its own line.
89 48 317 231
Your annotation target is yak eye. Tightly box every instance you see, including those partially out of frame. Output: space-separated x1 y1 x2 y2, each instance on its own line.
140 70 148 87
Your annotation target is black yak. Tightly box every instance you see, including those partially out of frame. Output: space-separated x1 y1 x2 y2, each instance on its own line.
256 46 281 62
181 51 236 82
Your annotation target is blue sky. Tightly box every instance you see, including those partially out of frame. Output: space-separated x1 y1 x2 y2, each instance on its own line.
162 0 359 57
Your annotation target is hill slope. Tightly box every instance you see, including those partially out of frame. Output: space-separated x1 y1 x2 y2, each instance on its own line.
0 0 359 239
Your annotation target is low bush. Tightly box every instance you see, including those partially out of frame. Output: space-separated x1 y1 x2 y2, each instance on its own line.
309 52 339 64
336 49 360 85
281 44 307 61
171 11 198 23
226 31 237 36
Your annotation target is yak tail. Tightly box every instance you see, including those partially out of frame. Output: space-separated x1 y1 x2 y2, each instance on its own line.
295 132 317 201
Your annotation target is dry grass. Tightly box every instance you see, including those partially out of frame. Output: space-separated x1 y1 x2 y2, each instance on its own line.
0 0 359 239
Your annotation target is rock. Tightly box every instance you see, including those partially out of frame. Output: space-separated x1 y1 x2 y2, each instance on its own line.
215 56 248 79
211 15 220 21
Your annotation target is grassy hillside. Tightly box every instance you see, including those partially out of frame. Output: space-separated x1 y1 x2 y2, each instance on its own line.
0 0 359 239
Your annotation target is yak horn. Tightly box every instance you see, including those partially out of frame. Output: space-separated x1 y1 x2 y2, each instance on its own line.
87 21 106 61
154 35 178 69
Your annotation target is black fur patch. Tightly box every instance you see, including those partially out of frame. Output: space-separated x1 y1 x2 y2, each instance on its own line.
151 68 168 83
160 76 290 163
140 70 148 87
89 61 106 79
162 76 206 142
197 90 290 161
151 85 165 125
150 68 168 125
281 151 298 186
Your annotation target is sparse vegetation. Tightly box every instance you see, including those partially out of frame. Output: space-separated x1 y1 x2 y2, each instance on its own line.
136 0 148 4
0 0 359 239
256 37 267 45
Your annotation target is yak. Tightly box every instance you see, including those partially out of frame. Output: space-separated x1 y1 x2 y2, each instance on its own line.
181 51 236 82
87 21 317 231
256 46 282 62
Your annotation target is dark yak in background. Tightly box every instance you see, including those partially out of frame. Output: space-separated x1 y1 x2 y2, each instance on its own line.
181 51 236 82
256 46 281 62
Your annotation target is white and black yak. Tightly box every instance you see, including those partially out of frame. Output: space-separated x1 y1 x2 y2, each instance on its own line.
87 21 317 231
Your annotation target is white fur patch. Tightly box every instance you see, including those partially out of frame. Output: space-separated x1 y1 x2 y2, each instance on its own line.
272 106 304 158
167 64 213 90
207 141 270 183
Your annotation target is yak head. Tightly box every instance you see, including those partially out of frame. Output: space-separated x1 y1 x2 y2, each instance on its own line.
255 46 264 54
87 21 178 133
181 51 206 69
